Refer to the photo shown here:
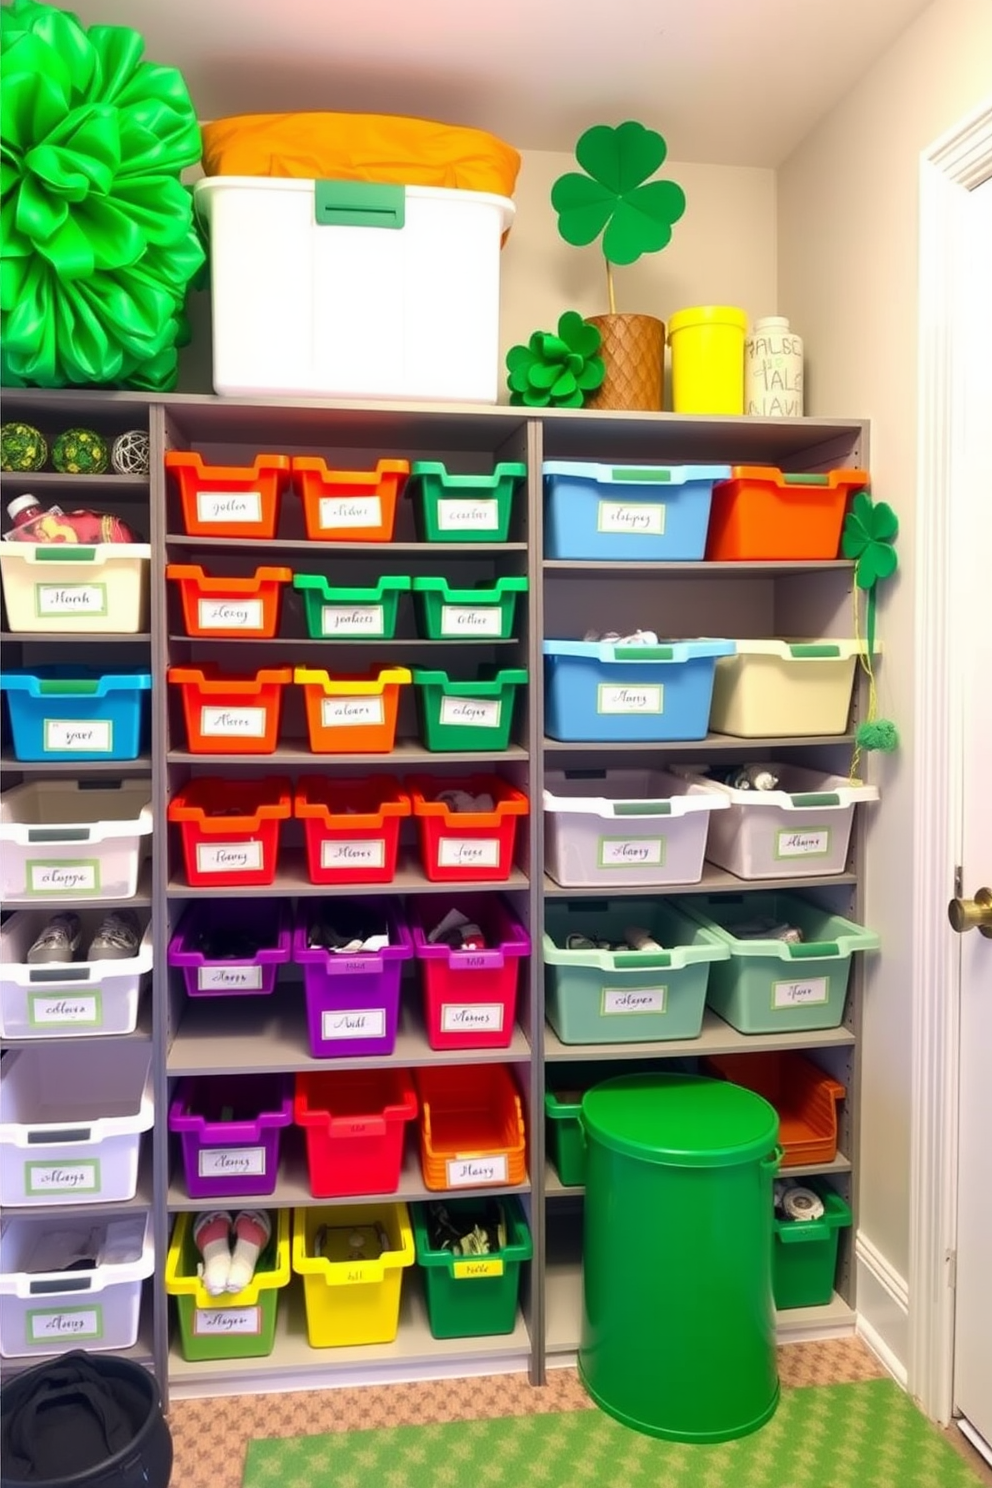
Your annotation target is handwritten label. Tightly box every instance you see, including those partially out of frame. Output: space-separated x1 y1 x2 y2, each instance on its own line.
198 1146 266 1178
320 838 387 871
318 496 381 530
446 1155 509 1187
200 706 267 738
28 1308 102 1343
196 490 262 524
193 1306 262 1336
602 986 667 1015
29 991 101 1027
597 685 664 715
320 604 384 636
35 583 107 617
197 598 264 631
26 1161 99 1195
197 964 264 991
436 498 499 531
438 697 501 729
320 696 385 728
597 836 665 868
44 719 113 754
195 841 264 875
440 1003 504 1033
321 1008 387 1040
597 501 666 535
439 605 503 637
453 1258 504 1279
775 828 831 859
27 861 99 895
773 977 830 1010
437 837 500 869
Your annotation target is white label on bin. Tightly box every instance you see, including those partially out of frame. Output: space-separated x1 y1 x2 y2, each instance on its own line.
195 841 264 875
321 839 386 870
775 828 832 859
437 498 499 532
441 1003 505 1033
438 697 501 729
198 1146 267 1178
193 1306 262 1337
196 490 262 523
320 604 385 636
28 1307 103 1343
439 605 503 637
597 836 666 868
437 837 501 869
321 1008 387 1041
29 991 102 1027
27 860 100 895
597 501 666 535
26 1161 100 1195
318 496 382 530
602 986 668 1015
35 583 108 617
43 719 114 753
200 705 267 738
197 964 264 991
446 1155 509 1187
320 696 385 728
772 976 830 1009
597 685 664 715
197 598 264 631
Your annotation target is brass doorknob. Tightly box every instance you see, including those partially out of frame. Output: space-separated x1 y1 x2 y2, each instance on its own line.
948 886 992 938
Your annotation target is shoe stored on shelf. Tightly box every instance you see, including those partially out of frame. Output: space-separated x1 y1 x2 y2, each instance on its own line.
87 909 142 961
26 912 82 964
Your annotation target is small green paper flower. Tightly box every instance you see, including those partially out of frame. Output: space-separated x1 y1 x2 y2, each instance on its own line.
841 491 899 590
506 311 604 408
551 122 686 267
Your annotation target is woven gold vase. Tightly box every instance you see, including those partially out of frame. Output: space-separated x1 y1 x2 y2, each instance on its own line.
585 314 665 412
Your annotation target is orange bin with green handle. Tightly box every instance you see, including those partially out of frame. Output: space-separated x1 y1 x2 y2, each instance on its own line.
706 467 868 561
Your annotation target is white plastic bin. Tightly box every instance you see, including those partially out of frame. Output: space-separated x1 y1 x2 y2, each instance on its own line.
0 1212 154 1357
675 765 879 880
709 640 866 737
0 1043 154 1207
0 544 151 634
194 177 515 403
0 779 152 902
543 768 728 887
0 911 152 1039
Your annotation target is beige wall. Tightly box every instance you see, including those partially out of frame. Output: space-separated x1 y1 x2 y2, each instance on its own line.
778 0 992 1322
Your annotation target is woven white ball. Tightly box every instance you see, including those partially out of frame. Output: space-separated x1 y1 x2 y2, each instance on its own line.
111 429 150 476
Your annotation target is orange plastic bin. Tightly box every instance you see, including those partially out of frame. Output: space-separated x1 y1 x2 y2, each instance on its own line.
291 458 410 542
414 1064 527 1192
706 467 868 561
169 665 293 754
702 1050 846 1168
165 451 292 539
166 565 293 639
294 666 411 755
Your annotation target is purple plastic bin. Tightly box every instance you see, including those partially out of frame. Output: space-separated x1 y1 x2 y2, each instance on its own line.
411 896 530 1051
167 900 292 998
168 1074 293 1199
292 899 414 1059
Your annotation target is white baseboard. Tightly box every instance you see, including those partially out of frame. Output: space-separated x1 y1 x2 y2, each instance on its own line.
855 1231 909 1385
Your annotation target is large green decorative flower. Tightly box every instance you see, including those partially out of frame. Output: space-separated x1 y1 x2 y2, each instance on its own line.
551 122 686 267
0 0 205 390
506 311 604 408
841 490 899 590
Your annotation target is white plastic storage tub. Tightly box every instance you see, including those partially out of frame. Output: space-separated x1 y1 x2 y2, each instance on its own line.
195 177 515 402
543 769 728 887
0 1212 154 1357
0 1043 154 1207
0 779 152 902
675 765 879 880
0 910 152 1038
709 640 866 738
0 544 151 634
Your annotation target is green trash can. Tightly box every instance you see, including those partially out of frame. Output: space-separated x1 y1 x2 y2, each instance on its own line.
579 1072 781 1443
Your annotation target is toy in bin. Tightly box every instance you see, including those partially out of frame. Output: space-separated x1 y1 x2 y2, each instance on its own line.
4 493 139 544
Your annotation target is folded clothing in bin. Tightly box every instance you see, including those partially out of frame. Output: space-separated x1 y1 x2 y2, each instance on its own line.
702 1051 846 1168
0 667 151 762
543 638 735 743
168 900 292 997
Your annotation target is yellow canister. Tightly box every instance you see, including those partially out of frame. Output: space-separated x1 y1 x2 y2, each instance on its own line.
668 305 749 415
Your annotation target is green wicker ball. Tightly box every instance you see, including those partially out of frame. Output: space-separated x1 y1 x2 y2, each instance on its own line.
0 422 48 472
52 428 110 475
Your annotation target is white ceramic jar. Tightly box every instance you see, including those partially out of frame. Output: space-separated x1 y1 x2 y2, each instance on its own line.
744 315 804 417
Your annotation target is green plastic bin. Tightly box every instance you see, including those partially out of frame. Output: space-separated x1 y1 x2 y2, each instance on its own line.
165 1209 290 1362
412 667 527 752
674 891 880 1034
545 1087 588 1186
407 461 527 543
543 899 729 1045
292 573 411 639
580 1072 781 1442
411 1196 533 1339
412 576 528 640
773 1181 852 1309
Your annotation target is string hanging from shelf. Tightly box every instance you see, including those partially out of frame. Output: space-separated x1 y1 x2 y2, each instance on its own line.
840 490 900 779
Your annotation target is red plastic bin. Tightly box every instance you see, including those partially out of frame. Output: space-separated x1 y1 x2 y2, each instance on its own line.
294 775 411 884
168 776 292 887
165 451 292 539
168 665 292 755
166 564 293 639
411 896 530 1051
291 457 410 542
294 1068 418 1198
706 467 869 561
408 775 529 883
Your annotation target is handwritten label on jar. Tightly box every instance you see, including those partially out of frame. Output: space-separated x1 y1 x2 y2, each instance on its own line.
321 839 386 870
597 685 664 715
193 1306 262 1336
195 841 264 875
438 697 501 729
772 977 829 1009
775 828 831 859
446 1155 508 1188
200 706 267 738
196 491 262 524
198 1146 266 1179
437 838 500 869
320 697 385 728
28 1307 102 1343
602 987 667 1015
26 1161 100 1196
44 719 113 754
29 991 101 1027
453 1258 504 1279
197 964 264 992
597 836 665 868
197 598 264 631
35 583 107 617
439 605 503 637
318 496 381 530
320 604 384 636
597 501 666 535
27 861 99 895
321 1009 387 1041
436 498 499 531
440 1003 504 1033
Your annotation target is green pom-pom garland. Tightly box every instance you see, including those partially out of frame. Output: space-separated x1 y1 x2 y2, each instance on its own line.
0 421 47 472
51 429 109 475
856 719 899 753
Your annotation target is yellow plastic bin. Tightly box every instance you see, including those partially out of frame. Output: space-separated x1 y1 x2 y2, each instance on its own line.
669 306 748 415
292 1202 414 1347
165 1209 291 1362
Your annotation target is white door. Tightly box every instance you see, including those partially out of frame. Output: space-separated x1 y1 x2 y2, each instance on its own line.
951 170 992 1461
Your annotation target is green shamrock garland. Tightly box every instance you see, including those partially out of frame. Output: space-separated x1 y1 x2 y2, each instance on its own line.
841 490 900 762
506 311 604 408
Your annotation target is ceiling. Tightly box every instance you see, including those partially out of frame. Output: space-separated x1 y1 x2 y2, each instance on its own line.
64 0 931 166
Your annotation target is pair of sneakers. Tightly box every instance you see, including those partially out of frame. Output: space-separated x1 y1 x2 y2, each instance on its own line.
27 910 141 964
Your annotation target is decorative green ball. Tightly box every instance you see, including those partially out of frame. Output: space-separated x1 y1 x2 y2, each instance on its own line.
1 422 48 472
52 428 110 475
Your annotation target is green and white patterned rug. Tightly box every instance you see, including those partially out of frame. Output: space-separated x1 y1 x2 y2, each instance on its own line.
242 1378 983 1488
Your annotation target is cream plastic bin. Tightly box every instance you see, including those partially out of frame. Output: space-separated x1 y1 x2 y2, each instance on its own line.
0 544 151 634
709 640 866 737
0 779 152 902
0 910 152 1038
195 177 515 403
676 765 879 880
0 1212 154 1357
543 768 728 887
0 1043 154 1207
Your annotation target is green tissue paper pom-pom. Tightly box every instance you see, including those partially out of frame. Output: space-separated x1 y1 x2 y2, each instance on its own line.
52 429 109 475
1 422 47 472
856 719 899 752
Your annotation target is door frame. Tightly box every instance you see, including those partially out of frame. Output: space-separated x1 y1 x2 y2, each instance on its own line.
909 92 992 1425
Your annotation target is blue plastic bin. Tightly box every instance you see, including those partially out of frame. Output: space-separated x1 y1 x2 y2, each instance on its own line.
543 639 736 743
543 461 731 561
0 666 151 762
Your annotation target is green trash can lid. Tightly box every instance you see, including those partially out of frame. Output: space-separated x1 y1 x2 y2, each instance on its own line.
580 1073 779 1168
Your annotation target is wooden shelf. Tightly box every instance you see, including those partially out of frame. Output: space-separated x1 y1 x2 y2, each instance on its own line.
167 740 529 766
167 850 528 898
544 864 857 897
543 1009 856 1062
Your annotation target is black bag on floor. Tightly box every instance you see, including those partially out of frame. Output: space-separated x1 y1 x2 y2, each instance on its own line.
0 1351 172 1488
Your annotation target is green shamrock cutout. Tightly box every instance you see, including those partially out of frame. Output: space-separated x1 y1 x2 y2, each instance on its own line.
506 311 605 408
551 122 687 267
841 491 899 591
